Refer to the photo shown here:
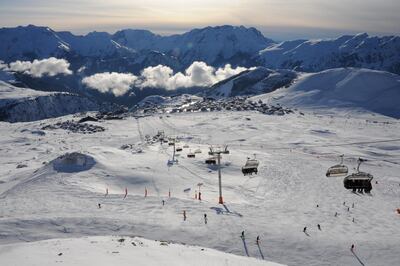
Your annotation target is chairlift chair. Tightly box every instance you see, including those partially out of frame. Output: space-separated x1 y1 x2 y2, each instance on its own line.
205 156 217 165
194 148 202 154
222 145 230 154
242 155 259 176
343 158 373 193
187 152 195 158
168 138 175 146
326 154 348 177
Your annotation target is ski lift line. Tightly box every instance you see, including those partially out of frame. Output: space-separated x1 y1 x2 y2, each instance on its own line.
162 116 191 136
135 118 145 143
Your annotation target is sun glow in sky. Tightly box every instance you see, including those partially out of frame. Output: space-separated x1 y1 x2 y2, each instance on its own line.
1 0 399 39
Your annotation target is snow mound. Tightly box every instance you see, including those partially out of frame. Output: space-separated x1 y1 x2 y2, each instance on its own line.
257 68 400 117
0 236 283 266
52 152 96 173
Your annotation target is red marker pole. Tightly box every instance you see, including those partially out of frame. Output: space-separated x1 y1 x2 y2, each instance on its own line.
168 189 171 198
145 188 148 197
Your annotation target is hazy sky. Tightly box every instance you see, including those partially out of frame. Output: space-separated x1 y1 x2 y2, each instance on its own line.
1 0 399 40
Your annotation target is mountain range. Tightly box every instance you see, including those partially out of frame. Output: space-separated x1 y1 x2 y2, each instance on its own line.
1 25 399 75
0 24 399 110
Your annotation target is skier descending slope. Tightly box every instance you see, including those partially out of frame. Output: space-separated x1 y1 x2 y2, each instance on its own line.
123 188 128 199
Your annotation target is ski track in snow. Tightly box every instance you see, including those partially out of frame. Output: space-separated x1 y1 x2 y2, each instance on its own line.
0 110 399 266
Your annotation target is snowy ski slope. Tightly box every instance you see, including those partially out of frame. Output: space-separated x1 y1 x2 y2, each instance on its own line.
0 109 399 265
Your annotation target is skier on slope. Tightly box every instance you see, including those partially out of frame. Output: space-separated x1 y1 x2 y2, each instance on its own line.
256 235 260 245
204 213 207 224
241 231 245 239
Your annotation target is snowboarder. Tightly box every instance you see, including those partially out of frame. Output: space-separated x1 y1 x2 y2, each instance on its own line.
316 204 319 208
351 244 355 252
256 235 260 245
317 224 321 230
183 210 187 221
98 203 101 209
204 213 207 224
198 192 202 201
343 201 346 206
303 227 307 233
162 200 165 206
347 207 350 212
334 212 338 217
241 231 245 239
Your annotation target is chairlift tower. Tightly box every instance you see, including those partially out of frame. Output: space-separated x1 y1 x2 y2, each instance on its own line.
209 146 228 204
172 141 176 162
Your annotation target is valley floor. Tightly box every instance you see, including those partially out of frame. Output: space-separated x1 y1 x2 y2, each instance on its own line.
0 110 399 265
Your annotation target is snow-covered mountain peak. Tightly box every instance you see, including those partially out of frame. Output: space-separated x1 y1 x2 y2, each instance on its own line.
0 25 70 61
258 33 400 74
112 25 274 67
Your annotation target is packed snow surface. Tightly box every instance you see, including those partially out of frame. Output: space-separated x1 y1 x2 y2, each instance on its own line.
0 236 281 266
0 107 399 265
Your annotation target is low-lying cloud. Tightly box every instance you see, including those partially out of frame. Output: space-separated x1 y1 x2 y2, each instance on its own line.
83 61 249 96
139 62 248 90
82 72 138 96
8 57 73 78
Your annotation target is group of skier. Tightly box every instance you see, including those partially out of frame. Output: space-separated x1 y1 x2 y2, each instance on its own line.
240 231 261 245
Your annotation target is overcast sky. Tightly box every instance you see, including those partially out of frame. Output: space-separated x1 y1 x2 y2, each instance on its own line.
1 0 399 40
